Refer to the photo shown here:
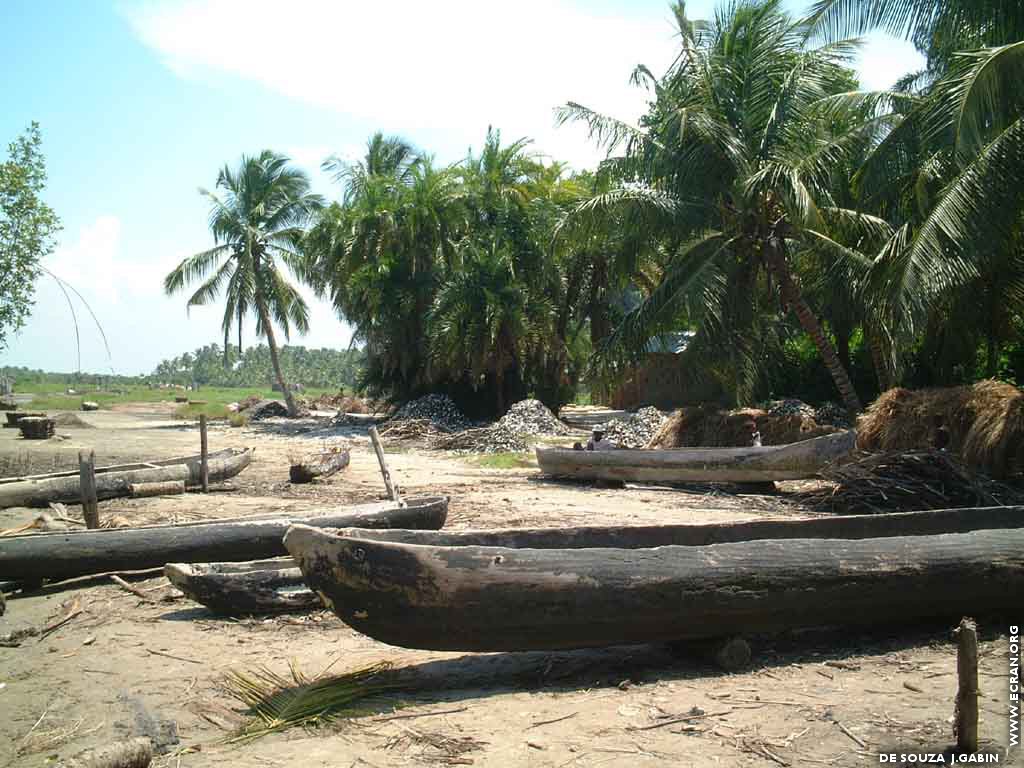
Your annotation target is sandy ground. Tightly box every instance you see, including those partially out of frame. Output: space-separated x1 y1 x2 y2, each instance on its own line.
0 408 1018 767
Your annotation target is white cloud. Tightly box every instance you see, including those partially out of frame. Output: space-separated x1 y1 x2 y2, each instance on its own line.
127 0 679 169
45 215 182 304
855 33 926 91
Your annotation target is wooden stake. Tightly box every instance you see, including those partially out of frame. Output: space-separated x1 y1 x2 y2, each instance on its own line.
369 426 402 504
954 617 979 753
79 450 99 529
199 414 209 493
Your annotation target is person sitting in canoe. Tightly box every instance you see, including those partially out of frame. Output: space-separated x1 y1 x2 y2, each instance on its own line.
573 427 616 451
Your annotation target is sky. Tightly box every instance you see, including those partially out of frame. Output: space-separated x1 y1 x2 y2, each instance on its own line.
0 0 925 376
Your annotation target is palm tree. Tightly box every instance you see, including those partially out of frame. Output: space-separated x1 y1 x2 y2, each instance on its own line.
558 0 884 414
165 151 323 416
808 2 1024 385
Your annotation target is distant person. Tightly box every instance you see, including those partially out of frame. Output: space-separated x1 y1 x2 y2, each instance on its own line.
751 429 762 447
586 427 616 451
933 415 950 451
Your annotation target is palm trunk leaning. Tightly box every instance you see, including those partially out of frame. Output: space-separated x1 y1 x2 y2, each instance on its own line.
764 233 863 417
257 300 299 418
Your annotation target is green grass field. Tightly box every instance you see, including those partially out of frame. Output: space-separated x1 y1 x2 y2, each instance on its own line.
467 452 537 469
17 383 341 420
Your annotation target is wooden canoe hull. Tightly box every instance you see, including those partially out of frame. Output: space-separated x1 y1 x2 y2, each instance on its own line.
0 448 253 508
177 505 1024 615
0 496 448 582
165 559 320 615
535 430 856 483
284 524 1024 651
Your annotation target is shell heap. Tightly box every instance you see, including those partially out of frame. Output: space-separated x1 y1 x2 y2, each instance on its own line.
602 406 667 448
390 394 470 433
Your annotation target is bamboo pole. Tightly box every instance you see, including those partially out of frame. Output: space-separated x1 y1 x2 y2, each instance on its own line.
79 450 99 529
369 426 402 504
199 414 209 493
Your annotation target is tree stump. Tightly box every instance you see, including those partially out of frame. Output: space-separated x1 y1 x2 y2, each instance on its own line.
954 617 979 753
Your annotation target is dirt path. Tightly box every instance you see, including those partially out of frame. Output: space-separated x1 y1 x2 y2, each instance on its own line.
0 411 1017 767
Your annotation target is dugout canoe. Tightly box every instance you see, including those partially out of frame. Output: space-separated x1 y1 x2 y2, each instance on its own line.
0 448 253 508
176 504 1024 615
284 516 1024 651
535 430 856 483
0 495 448 583
165 559 324 615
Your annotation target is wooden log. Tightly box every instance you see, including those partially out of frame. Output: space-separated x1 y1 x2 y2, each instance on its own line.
54 736 152 768
955 617 979 753
369 426 401 503
285 526 1024 652
669 636 752 672
128 481 185 498
289 448 350 484
79 451 99 529
0 496 447 582
199 414 209 493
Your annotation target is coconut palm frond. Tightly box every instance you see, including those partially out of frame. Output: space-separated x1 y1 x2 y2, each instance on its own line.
222 660 396 743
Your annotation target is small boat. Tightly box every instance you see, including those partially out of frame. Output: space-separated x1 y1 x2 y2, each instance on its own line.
535 430 856 484
289 448 350 484
183 504 1024 616
284 506 1024 651
1 495 448 583
165 559 323 615
0 448 253 508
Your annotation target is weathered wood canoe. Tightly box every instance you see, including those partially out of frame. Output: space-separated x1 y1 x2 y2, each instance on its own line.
165 559 324 615
289 448 350 484
535 430 856 483
0 496 448 582
178 505 1024 615
284 515 1024 651
0 448 253 508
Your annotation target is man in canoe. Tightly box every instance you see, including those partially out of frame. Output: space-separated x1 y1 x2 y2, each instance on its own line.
573 426 615 451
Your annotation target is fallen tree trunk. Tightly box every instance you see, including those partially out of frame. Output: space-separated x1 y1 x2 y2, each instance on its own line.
289 448 350 484
0 496 447 583
285 525 1024 651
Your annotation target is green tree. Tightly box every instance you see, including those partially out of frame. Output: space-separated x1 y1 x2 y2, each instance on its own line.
558 0 884 414
164 151 323 416
0 123 61 349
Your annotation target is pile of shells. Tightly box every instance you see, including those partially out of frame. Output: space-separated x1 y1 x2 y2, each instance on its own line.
495 399 570 436
603 406 667 448
814 401 852 427
765 399 816 419
389 394 470 433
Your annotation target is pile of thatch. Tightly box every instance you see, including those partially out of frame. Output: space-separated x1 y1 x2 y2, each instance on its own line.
796 449 1023 514
857 380 1024 479
646 404 839 448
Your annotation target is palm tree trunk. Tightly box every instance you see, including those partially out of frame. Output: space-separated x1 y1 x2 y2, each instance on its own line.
256 299 299 417
764 234 862 416
865 324 892 392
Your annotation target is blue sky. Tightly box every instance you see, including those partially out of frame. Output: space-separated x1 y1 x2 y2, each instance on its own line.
1 0 924 375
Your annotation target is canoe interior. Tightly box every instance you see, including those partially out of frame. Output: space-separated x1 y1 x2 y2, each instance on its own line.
327 505 1024 549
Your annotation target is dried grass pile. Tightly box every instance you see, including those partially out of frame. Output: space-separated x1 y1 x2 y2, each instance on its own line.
796 450 1024 514
857 380 1024 479
52 412 95 429
646 404 839 448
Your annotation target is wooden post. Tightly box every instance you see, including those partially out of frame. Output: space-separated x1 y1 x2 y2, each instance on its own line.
199 414 209 493
954 617 979 753
369 426 402 504
78 450 99 529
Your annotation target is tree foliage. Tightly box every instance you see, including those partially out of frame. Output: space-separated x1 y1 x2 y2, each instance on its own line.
0 123 61 350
